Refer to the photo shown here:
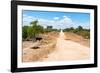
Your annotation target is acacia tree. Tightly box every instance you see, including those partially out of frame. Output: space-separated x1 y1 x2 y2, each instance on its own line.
28 20 44 39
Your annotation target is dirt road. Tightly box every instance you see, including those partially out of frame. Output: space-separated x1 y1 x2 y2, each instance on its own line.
43 30 90 61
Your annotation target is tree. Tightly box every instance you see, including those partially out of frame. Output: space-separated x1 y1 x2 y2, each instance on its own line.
47 26 52 29
77 26 83 31
30 20 44 38
30 20 38 25
70 27 74 30
22 26 28 39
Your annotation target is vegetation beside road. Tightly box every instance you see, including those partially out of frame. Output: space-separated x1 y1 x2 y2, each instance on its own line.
22 20 90 41
63 26 90 39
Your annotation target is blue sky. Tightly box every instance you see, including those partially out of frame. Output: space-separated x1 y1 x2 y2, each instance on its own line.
22 10 90 29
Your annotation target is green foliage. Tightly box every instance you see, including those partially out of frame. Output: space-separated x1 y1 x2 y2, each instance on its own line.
77 26 83 31
22 20 60 40
22 20 44 40
22 20 90 40
75 29 90 39
22 26 28 39
30 20 44 38
63 27 74 32
27 26 33 38
30 20 38 25
47 26 52 29
63 26 90 39
43 26 60 33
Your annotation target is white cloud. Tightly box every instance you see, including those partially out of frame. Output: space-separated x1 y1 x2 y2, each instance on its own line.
23 15 89 29
59 16 73 25
63 15 67 18
53 17 59 20
38 16 74 29
38 19 54 28
23 14 37 26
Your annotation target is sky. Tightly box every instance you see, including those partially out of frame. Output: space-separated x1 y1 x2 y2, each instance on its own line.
22 10 90 29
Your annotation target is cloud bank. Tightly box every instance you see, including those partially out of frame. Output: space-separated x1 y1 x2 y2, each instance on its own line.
23 14 90 29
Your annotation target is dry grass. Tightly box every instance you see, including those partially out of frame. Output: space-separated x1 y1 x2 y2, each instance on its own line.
64 32 90 47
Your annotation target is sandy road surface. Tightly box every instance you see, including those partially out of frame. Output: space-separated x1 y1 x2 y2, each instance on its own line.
43 30 90 61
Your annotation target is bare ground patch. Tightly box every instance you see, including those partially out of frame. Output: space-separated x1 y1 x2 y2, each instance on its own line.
64 32 90 47
22 33 57 62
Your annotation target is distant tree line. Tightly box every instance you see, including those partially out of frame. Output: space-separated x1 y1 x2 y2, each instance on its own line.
22 20 90 41
63 26 90 39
